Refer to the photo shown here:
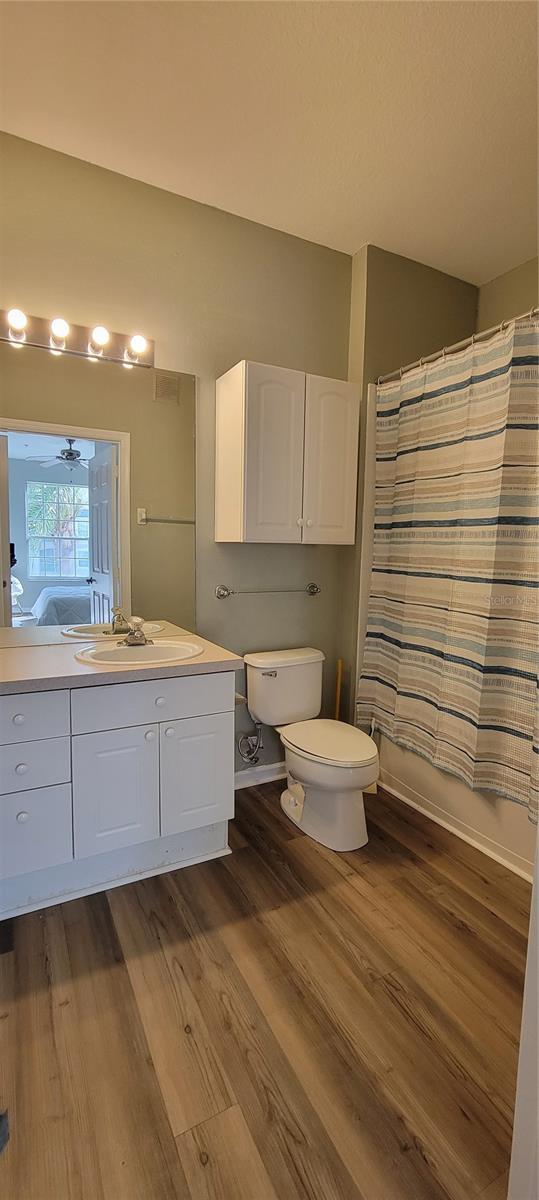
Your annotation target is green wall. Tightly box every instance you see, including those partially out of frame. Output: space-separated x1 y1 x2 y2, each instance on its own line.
477 257 538 331
0 132 352 769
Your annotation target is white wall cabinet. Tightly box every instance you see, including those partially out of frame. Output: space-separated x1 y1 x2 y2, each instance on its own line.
215 360 360 544
160 711 234 835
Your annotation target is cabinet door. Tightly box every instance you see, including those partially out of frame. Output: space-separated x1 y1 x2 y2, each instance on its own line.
0 784 73 880
244 362 305 542
160 712 234 835
302 375 360 544
73 725 159 858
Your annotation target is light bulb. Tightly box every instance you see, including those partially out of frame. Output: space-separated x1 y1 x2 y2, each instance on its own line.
51 317 69 340
91 325 109 347
88 325 110 357
130 334 147 356
7 308 27 333
7 309 27 343
50 316 70 353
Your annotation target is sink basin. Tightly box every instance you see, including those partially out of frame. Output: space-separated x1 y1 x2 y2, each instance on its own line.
75 639 204 666
62 621 164 640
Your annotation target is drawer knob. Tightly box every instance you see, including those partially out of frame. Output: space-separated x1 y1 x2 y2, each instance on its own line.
165 727 175 738
16 811 29 823
306 519 313 528
12 713 25 726
15 763 28 775
155 697 166 708
145 730 155 742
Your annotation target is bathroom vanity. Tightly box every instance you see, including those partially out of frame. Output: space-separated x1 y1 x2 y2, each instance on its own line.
0 630 241 920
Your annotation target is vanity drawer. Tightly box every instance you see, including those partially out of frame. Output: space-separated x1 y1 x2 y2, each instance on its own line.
0 690 70 745
0 784 73 879
0 737 71 795
71 671 235 735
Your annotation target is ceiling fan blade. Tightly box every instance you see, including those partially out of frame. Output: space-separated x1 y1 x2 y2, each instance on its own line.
40 458 62 467
80 461 89 470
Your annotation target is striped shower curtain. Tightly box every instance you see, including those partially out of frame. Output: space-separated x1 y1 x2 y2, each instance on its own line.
356 316 539 822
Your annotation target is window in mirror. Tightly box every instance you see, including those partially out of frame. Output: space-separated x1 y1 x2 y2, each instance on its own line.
26 481 90 578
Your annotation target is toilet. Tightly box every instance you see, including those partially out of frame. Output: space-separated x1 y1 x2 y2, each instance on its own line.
243 647 379 851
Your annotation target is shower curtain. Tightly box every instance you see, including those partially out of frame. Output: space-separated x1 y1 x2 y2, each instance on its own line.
356 316 539 822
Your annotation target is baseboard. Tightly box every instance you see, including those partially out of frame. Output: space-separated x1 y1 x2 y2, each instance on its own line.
235 760 287 790
379 769 534 883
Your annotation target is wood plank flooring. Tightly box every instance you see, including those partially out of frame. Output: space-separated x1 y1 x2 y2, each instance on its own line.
0 784 531 1200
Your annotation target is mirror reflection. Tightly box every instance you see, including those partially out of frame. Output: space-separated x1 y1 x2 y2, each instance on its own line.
0 342 195 645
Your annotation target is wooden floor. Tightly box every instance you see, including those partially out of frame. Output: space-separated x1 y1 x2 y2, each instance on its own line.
0 784 531 1200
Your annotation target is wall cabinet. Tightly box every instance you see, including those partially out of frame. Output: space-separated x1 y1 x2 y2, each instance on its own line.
215 360 360 544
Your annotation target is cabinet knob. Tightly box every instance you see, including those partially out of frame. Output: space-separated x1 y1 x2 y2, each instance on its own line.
155 696 166 708
296 517 305 527
306 519 313 528
12 713 25 726
16 811 29 823
144 730 155 741
165 727 175 738
15 763 28 776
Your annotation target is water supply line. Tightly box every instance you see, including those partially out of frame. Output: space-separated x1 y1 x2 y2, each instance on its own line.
235 690 264 764
238 721 264 765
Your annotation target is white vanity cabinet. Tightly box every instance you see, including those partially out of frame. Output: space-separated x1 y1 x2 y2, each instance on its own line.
1 666 237 918
215 360 360 544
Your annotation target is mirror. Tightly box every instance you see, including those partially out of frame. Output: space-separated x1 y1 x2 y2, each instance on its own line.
0 341 195 645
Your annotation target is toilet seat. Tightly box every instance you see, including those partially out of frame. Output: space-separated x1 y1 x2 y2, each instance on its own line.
279 719 378 768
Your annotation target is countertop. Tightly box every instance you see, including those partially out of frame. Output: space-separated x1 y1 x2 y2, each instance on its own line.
0 630 242 695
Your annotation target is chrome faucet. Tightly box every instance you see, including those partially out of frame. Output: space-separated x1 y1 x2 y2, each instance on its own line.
110 606 131 635
120 617 153 647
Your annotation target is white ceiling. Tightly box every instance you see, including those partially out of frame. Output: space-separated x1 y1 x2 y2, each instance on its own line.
3 432 95 461
0 1 537 284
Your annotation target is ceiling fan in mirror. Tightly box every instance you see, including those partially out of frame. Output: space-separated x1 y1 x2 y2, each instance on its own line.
25 437 90 471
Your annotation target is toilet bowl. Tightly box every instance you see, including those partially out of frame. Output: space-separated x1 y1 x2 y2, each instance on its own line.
279 719 378 851
243 648 379 852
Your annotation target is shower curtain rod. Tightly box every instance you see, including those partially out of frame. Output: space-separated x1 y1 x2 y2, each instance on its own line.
377 303 539 385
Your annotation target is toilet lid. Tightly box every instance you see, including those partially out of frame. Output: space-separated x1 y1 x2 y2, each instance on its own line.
280 719 378 768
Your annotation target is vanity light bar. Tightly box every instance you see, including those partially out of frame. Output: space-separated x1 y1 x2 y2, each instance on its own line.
1 309 154 368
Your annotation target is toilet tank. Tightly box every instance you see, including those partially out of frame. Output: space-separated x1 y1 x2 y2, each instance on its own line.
243 647 325 726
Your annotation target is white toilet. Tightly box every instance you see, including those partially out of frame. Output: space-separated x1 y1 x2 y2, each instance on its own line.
243 647 379 851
